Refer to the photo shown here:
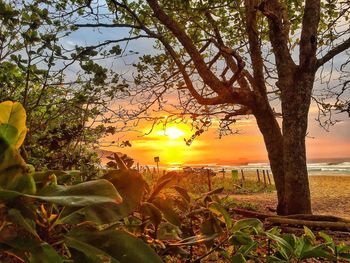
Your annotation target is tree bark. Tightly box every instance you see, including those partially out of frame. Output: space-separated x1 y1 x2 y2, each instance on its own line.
281 69 314 215
253 99 286 215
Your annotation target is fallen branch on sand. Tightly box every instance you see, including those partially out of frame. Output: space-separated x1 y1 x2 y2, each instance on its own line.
266 217 350 232
232 208 350 231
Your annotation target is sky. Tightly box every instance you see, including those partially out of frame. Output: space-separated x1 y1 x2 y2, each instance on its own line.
65 12 350 166
103 110 350 165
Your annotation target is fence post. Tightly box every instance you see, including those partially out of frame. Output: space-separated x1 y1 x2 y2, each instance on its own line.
207 169 212 191
262 170 267 186
256 169 261 183
240 169 245 187
267 170 272 185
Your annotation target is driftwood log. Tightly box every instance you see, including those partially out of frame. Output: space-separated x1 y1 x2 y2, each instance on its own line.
266 217 350 232
232 208 350 232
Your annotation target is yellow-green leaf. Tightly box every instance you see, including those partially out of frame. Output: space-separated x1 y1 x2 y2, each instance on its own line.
0 101 27 148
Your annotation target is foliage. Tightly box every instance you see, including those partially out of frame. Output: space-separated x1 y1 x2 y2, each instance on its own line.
0 0 129 175
47 0 350 215
0 101 162 262
1 101 350 262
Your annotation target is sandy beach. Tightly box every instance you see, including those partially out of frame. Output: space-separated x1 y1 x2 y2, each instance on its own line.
233 175 350 219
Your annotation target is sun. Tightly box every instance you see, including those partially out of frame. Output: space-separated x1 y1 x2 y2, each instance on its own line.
157 127 185 140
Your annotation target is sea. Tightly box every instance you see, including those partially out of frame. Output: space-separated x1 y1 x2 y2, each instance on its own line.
162 161 350 176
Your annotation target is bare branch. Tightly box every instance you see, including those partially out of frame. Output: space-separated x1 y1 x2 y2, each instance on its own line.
317 37 350 68
146 0 230 95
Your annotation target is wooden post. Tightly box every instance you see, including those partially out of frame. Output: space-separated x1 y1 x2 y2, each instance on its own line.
256 169 261 183
154 156 160 174
137 162 140 172
262 170 267 186
267 170 272 185
240 169 245 187
207 169 212 191
222 168 225 179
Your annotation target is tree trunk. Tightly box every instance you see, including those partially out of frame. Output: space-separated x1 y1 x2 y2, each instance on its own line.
253 98 286 215
281 70 314 215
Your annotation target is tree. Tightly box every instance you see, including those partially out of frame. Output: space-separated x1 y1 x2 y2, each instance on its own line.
51 0 350 215
0 0 130 173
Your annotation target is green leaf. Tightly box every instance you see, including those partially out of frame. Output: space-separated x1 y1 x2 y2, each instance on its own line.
0 179 122 207
65 236 120 263
237 241 258 256
58 203 122 225
5 238 63 263
29 242 64 263
140 202 162 226
208 201 232 229
152 197 181 226
173 186 190 202
66 227 163 263
36 179 122 206
265 232 293 260
229 231 253 246
8 209 39 239
148 172 177 201
300 245 332 260
0 124 19 146
232 218 263 233
0 101 27 148
231 253 246 263
303 226 316 242
104 169 146 218
318 231 334 249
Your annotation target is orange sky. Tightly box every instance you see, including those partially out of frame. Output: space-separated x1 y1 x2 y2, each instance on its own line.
103 109 350 165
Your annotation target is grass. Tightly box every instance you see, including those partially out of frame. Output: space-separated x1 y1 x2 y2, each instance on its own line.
143 170 275 195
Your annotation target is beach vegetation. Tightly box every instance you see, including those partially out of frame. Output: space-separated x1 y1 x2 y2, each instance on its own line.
55 0 350 215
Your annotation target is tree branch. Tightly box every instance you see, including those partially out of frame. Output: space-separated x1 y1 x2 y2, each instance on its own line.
257 0 296 75
245 0 269 94
204 10 252 91
146 0 230 95
74 23 142 30
317 37 350 68
299 0 320 71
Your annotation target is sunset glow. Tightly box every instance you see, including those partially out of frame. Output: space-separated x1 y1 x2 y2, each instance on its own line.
156 127 185 140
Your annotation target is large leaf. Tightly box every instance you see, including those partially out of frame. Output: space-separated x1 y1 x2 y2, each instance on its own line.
66 227 163 263
5 238 63 263
148 172 177 201
299 243 332 260
103 169 146 218
8 209 39 239
152 197 181 226
59 203 125 225
232 218 263 234
0 179 122 207
0 101 27 148
37 179 122 206
140 202 162 226
265 232 293 260
229 231 254 246
173 186 190 203
58 170 145 225
65 236 120 263
208 201 233 229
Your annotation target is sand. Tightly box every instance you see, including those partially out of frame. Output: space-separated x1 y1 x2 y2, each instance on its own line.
233 175 350 219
